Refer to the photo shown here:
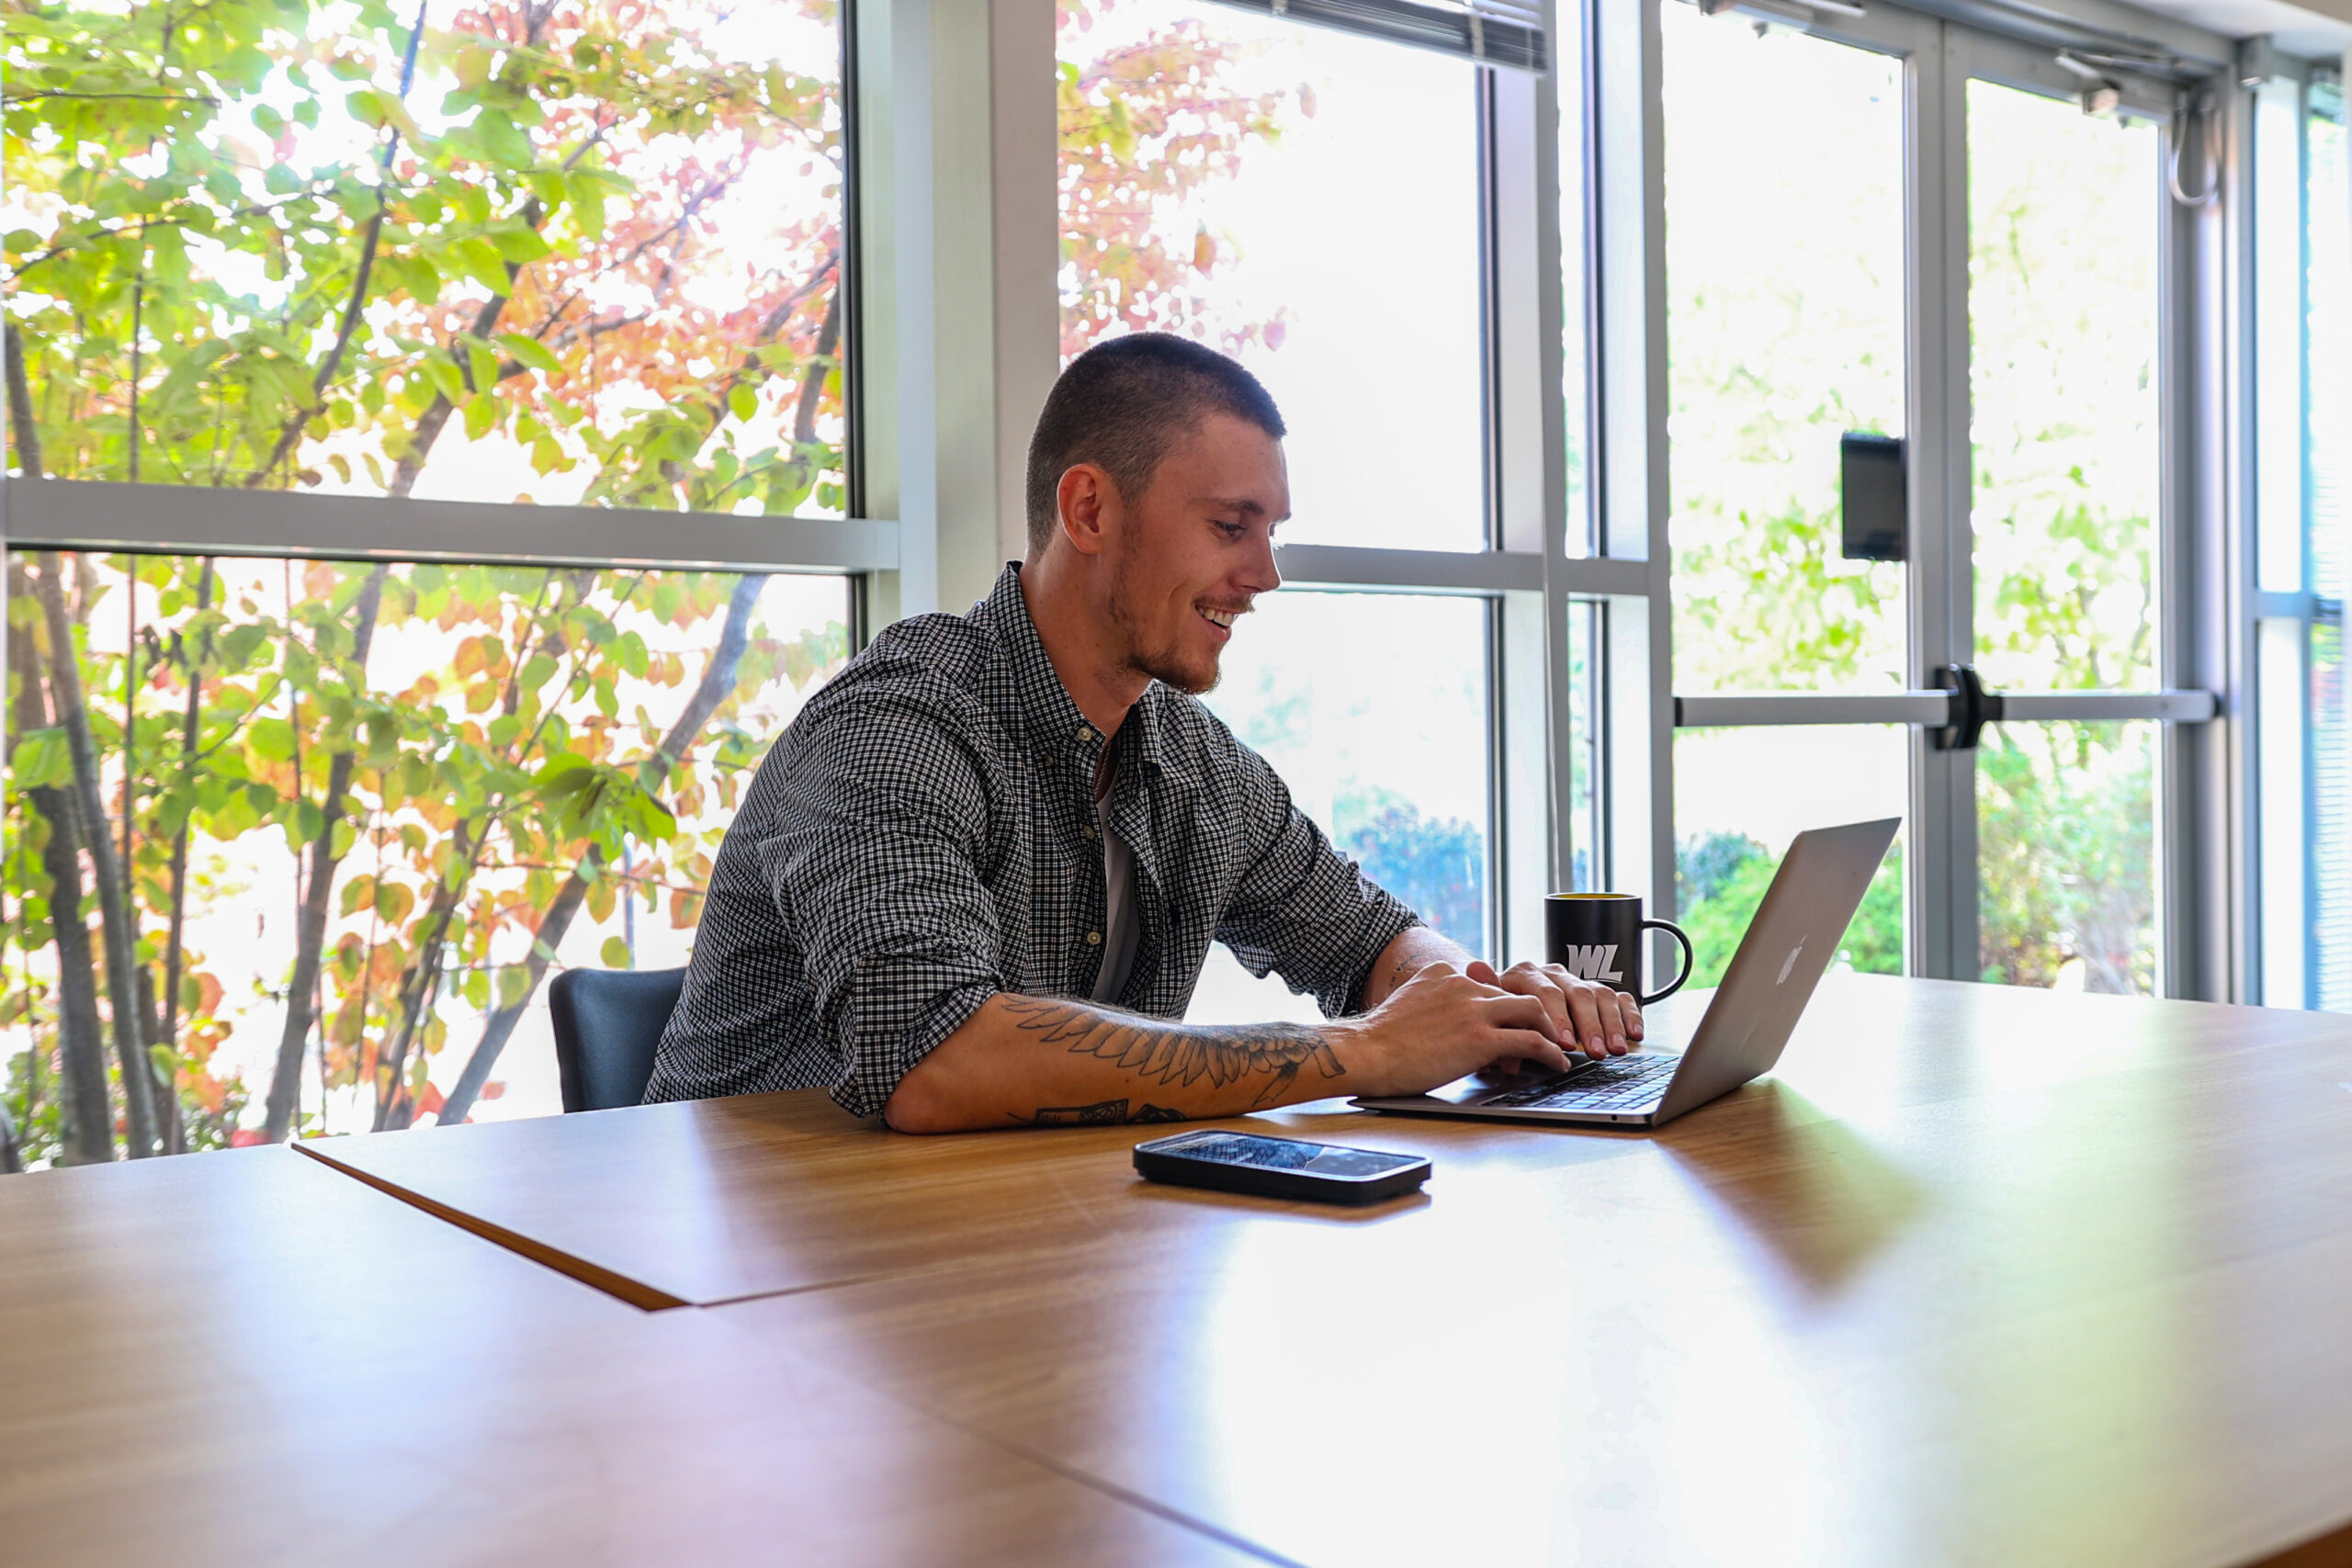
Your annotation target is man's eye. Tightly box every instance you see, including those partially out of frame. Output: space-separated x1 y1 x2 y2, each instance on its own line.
1216 521 1245 538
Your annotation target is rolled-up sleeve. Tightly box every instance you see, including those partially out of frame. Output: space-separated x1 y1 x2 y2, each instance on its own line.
1216 753 1421 1018
760 688 1004 1117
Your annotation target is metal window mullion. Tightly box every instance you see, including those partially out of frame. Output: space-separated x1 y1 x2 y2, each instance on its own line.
1908 22 1978 981
2219 72 2264 1002
1535 47 1586 902
1588 0 1673 931
1275 544 1547 592
1485 595 1509 962
0 479 900 575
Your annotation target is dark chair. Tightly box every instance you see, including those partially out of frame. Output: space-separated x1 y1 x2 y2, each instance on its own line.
548 966 688 1112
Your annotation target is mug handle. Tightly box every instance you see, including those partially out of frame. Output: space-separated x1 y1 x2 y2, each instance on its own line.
1639 919 1694 1004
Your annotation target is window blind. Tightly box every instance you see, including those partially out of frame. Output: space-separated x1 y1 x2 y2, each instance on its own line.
1205 0 1549 73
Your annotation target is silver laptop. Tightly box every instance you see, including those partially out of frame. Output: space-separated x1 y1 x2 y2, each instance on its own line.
1352 818 1899 1130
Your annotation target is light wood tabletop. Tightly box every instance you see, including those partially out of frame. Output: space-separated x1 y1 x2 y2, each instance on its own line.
297 974 2352 1311
0 1142 1270 1567
40 975 2352 1567
510 972 2347 1568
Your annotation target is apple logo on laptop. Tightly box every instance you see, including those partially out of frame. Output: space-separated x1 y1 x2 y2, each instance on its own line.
1777 938 1805 985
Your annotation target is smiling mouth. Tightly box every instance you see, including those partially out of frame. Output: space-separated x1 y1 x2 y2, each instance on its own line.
1197 604 1247 633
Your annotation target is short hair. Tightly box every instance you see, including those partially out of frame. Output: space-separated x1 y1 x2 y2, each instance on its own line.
1024 333 1286 554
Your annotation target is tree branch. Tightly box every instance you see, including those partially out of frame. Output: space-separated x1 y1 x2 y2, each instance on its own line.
434 571 769 1124
34 552 161 1157
258 564 389 1143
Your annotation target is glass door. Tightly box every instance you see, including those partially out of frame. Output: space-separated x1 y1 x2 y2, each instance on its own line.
1662 1 1930 988
1659 1 2218 993
1961 51 2165 993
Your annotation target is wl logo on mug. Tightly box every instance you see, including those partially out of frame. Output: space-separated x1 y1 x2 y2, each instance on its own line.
1556 944 1625 984
1544 894 1694 1004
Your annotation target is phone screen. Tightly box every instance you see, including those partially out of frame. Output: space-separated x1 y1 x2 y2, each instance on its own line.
1153 1132 1420 1179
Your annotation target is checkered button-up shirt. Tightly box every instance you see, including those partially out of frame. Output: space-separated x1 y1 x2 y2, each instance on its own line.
642 562 1421 1117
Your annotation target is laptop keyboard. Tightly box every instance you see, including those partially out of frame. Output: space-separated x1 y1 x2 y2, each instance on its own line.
1481 1052 1681 1111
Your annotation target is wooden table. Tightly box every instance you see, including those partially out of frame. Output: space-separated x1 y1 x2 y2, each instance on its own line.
0 1142 1264 1565
15 976 2352 1566
302 975 2352 1566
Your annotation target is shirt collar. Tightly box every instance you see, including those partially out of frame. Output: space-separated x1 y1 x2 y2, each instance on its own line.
975 561 1172 773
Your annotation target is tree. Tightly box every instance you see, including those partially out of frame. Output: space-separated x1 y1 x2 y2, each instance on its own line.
1677 829 1901 991
3 0 851 1160
1057 0 1298 360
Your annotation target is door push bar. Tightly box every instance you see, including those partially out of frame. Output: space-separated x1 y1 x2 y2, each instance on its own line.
1929 665 2002 751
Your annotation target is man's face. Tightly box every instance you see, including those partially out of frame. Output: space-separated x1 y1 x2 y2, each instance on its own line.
1100 412 1289 695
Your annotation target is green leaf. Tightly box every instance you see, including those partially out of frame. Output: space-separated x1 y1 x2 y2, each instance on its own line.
487 224 552 264
463 391 498 439
454 236 509 295
494 964 534 1011
727 383 758 423
562 170 610 240
249 716 296 763
600 936 633 969
499 333 561 375
476 111 536 170
424 353 467 406
7 728 73 792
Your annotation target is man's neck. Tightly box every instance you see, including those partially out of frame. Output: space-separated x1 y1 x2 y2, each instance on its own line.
1017 556 1149 739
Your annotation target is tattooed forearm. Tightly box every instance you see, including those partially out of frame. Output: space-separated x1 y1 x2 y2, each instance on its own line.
997 996 1346 1110
1013 1099 1192 1126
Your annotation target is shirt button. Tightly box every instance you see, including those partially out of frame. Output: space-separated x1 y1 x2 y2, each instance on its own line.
1081 826 1098 840
1086 931 1102 945
1075 723 1092 742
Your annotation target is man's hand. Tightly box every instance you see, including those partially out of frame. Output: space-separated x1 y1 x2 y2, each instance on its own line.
1330 961 1577 1099
1469 958 1642 1066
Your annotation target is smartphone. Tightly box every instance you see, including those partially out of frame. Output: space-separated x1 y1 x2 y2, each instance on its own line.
1132 1130 1431 1206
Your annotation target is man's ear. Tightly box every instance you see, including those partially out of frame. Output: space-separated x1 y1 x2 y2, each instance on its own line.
1056 464 1115 558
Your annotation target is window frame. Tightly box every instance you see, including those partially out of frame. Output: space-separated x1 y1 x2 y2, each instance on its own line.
1594 0 2242 995
2245 56 2350 1008
2 0 2310 1014
1 6 877 581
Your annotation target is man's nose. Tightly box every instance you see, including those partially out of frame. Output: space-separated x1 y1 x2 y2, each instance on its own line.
1244 530 1282 594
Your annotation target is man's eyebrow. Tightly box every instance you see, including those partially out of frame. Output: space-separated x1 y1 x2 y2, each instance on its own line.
1200 494 1271 516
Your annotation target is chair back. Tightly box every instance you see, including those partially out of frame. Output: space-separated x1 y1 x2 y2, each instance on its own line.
548 966 688 1112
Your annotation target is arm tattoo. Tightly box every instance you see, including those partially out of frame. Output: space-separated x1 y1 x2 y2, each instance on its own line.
998 996 1345 1110
1013 1099 1192 1126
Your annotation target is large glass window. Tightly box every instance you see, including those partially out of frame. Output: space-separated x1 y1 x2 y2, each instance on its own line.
2 0 846 514
1675 725 1906 989
1187 592 1493 1024
1966 81 2159 694
1964 84 2162 993
1977 720 2156 990
1663 6 1908 695
2 0 849 1170
1056 0 1487 551
2310 83 2351 1010
2 551 849 1165
2257 72 2351 1010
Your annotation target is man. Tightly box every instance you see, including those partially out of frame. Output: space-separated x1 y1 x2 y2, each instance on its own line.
643 333 1642 1132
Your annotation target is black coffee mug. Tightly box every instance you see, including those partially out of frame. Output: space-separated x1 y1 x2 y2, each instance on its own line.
1544 893 1694 1004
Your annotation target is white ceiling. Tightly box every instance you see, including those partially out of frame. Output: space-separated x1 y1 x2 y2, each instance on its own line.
2120 0 2351 59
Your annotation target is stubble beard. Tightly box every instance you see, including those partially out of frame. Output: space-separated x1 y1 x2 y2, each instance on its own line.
1108 554 1222 696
